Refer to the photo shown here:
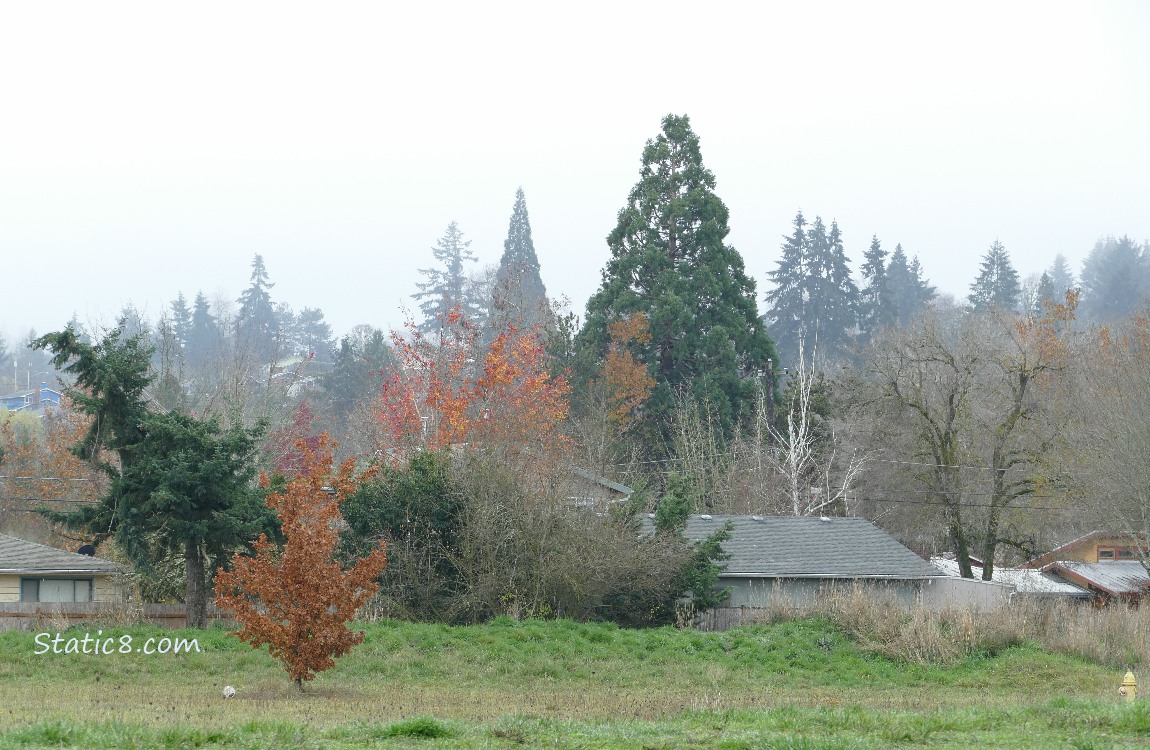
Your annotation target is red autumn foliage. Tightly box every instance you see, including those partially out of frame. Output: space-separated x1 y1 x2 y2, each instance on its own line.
263 400 325 478
213 435 387 688
376 309 571 460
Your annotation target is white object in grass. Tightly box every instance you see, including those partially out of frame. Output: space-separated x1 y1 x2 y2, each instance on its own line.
223 685 236 698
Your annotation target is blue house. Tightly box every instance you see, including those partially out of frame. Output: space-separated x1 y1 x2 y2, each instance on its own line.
0 383 63 414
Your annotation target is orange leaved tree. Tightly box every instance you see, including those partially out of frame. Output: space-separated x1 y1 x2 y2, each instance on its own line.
376 309 570 462
213 435 387 689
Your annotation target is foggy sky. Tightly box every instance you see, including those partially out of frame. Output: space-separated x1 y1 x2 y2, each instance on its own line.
3 1 1148 347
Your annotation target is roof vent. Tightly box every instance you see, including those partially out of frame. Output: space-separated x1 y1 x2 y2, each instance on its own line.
700 514 713 521
648 513 656 518
751 515 764 521
820 516 832 523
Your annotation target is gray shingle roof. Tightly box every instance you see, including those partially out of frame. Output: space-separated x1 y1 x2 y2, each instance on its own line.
0 533 122 575
645 515 945 579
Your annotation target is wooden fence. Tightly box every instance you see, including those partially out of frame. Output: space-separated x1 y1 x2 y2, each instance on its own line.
0 602 232 631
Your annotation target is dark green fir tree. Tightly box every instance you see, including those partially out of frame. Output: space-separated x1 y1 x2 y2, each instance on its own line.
969 239 1021 312
578 114 775 444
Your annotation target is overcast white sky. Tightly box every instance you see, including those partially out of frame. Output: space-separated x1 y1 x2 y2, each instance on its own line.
2 1 1148 348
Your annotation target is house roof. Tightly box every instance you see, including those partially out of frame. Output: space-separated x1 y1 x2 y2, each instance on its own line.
0 533 122 575
1043 561 1150 597
568 466 633 497
932 558 1090 597
646 515 946 579
1024 530 1142 568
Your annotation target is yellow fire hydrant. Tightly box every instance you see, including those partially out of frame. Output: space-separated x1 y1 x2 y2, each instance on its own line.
1120 671 1137 702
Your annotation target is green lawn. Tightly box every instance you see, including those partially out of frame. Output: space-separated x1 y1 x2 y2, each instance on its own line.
0 617 1146 748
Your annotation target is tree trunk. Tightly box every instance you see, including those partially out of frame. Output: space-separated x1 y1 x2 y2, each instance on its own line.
185 539 207 629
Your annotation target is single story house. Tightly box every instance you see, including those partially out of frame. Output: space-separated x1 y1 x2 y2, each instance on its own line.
1025 531 1145 568
931 557 1090 600
0 533 122 604
650 515 969 609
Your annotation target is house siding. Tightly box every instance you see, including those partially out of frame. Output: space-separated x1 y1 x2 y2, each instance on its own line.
720 577 926 609
0 575 18 602
0 573 121 603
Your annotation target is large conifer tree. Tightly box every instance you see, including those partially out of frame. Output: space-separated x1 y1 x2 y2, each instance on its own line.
1079 235 1150 323
579 114 775 442
886 244 936 326
969 239 1021 312
490 188 548 335
764 212 858 364
236 254 279 361
412 221 480 333
859 235 895 342
186 292 218 369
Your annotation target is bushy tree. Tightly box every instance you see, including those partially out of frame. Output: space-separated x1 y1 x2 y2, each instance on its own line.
33 326 270 626
1078 235 1150 324
340 450 460 620
215 436 388 688
579 114 775 445
968 239 1021 312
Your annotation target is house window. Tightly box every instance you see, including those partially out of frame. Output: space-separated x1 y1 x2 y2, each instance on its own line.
20 578 93 603
1098 548 1115 560
1119 548 1137 559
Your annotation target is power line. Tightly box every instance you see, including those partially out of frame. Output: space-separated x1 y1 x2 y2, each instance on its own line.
0 474 96 482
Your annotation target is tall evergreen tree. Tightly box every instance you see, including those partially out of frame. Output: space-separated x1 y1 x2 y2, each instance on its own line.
1033 271 1058 316
763 212 809 366
578 114 776 443
235 254 279 361
764 213 858 364
186 292 218 369
908 255 936 309
170 293 193 351
296 307 334 362
885 244 936 327
412 221 480 333
1047 253 1076 298
968 239 1021 312
324 325 394 420
490 188 548 335
1079 235 1150 323
859 235 895 341
813 218 860 356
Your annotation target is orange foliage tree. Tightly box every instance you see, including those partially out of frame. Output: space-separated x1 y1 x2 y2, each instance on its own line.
213 435 387 688
599 312 656 431
376 309 571 461
0 401 106 542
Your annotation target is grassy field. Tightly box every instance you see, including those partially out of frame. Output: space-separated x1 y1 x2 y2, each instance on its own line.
0 617 1147 748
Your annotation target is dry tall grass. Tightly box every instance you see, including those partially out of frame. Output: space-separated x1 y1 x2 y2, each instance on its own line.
723 586 1150 668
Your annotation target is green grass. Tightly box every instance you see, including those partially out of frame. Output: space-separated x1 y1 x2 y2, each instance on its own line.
0 617 1145 748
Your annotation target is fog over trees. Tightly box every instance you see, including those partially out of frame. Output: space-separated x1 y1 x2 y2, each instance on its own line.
4 111 1150 624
